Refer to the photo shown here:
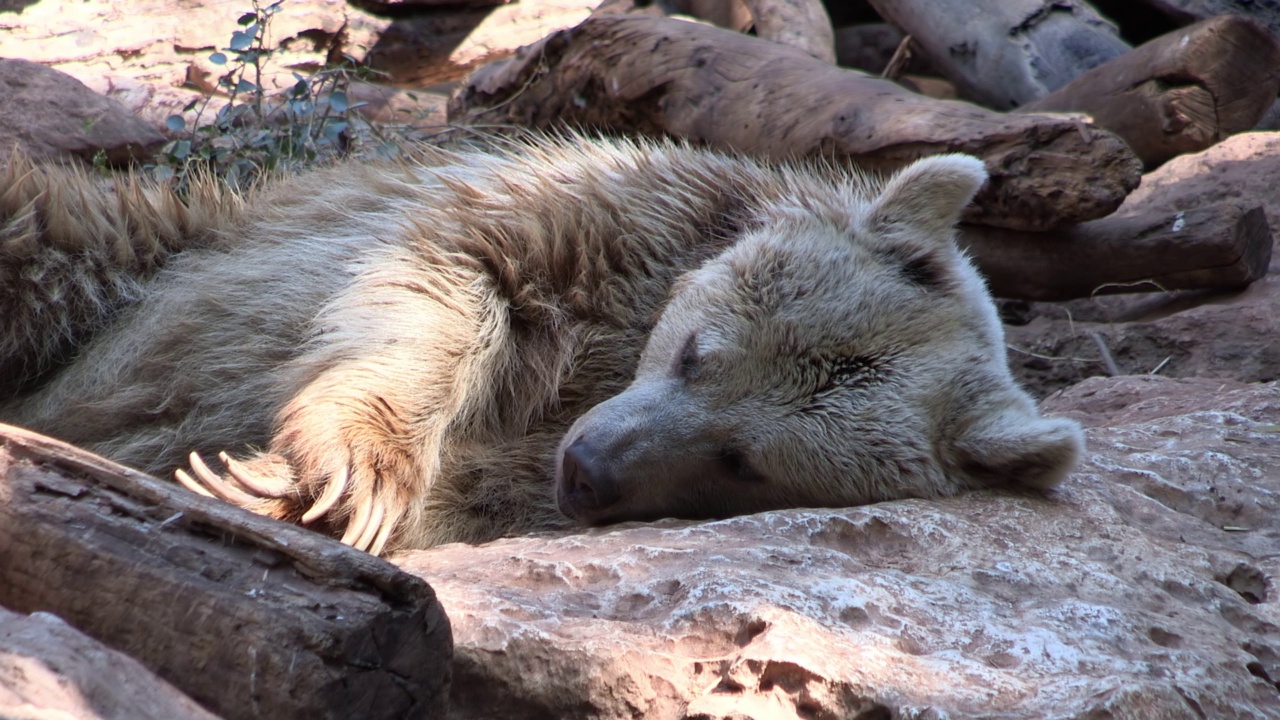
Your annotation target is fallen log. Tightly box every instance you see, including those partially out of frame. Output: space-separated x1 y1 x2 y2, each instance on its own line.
0 606 222 720
960 204 1272 301
0 424 451 720
450 14 1143 232
865 0 1130 109
1022 16 1280 168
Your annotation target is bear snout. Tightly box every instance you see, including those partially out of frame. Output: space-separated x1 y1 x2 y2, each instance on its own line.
558 438 622 522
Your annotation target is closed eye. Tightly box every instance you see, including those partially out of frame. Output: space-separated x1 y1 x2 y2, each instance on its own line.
815 354 883 393
673 332 700 380
718 447 767 483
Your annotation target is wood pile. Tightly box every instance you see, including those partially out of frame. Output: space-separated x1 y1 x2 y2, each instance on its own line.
441 0 1280 301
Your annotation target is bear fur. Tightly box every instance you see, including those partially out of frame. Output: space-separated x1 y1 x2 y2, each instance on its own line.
0 135 1083 555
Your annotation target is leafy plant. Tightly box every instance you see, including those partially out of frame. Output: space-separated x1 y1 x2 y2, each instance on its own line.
153 0 379 190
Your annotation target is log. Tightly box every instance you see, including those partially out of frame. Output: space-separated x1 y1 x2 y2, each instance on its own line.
865 0 1130 109
1022 16 1280 168
0 606 222 720
959 204 1272 301
0 424 451 720
740 0 836 63
449 14 1143 232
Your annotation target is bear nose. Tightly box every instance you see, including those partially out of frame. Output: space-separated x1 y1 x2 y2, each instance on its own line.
560 438 621 515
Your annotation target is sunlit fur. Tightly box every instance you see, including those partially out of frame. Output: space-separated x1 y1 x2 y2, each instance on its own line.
0 134 1082 554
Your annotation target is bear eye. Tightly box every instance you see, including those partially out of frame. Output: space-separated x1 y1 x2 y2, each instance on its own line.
673 332 701 380
718 447 767 484
817 355 881 392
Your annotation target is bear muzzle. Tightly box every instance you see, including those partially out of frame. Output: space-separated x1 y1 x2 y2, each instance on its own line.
557 437 623 520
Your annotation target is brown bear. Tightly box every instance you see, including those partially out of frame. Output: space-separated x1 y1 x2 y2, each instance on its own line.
0 135 1082 555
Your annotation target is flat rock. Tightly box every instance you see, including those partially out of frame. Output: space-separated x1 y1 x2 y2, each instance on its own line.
1005 132 1280 396
0 59 164 164
397 375 1280 719
0 606 221 720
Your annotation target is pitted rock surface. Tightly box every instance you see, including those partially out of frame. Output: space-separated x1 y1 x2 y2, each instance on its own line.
397 375 1280 719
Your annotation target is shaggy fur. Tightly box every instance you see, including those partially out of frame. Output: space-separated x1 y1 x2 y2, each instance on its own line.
0 135 1083 554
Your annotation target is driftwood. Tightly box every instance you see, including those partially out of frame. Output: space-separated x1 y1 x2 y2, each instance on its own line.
960 204 1272 301
1022 16 1280 167
740 0 835 62
0 424 451 720
450 14 1143 232
866 0 1130 109
0 606 222 720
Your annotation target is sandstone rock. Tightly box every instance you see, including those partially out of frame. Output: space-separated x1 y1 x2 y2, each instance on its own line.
0 59 164 164
0 0 391 128
396 375 1280 719
1004 132 1280 396
0 0 604 131
0 606 222 720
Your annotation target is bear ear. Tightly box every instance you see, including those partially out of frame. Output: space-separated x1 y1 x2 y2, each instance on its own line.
943 402 1084 491
865 154 988 241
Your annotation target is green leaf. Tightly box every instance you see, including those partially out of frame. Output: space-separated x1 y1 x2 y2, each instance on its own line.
209 52 227 65
237 11 257 25
235 79 258 94
172 139 191 160
229 30 254 51
328 91 347 113
165 115 186 132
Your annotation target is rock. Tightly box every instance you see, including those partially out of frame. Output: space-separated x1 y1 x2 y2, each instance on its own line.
396 375 1280 719
0 606 222 720
1004 132 1280 396
364 0 602 86
0 0 391 129
0 59 164 165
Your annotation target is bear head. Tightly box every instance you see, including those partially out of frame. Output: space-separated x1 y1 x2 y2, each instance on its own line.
556 153 1083 526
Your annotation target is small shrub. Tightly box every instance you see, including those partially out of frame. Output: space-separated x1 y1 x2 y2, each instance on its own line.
153 0 381 191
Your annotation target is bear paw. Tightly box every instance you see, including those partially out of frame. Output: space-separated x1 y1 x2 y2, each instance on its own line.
175 449 406 555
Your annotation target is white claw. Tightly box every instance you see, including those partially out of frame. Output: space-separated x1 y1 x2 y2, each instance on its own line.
187 451 258 505
175 468 216 498
219 451 290 497
368 507 398 557
302 464 349 524
340 494 374 547
355 499 385 553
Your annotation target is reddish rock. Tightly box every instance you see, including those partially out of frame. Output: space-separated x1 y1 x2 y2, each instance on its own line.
0 59 164 164
0 607 222 720
396 375 1280 719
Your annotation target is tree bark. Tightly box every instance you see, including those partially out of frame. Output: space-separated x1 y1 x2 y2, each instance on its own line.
1022 16 1280 168
449 14 1143 232
0 424 451 720
960 204 1272 301
865 0 1130 109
